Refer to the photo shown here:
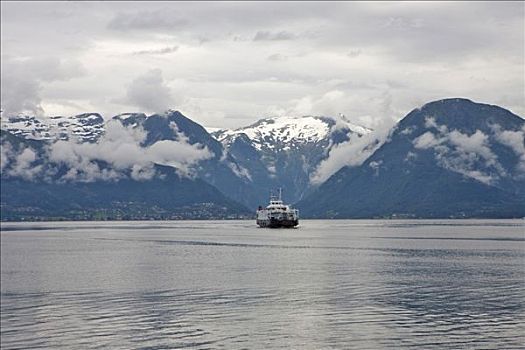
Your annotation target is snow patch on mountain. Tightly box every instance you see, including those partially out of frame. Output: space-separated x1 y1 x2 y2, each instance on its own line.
215 116 329 151
1 114 104 142
213 115 370 151
1 114 215 182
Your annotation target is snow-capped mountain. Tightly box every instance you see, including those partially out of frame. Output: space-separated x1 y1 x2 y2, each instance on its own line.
0 113 104 142
212 115 372 203
0 110 264 210
2 99 523 219
1 111 373 208
213 115 370 151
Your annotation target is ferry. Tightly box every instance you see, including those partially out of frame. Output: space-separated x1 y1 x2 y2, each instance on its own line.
256 189 299 228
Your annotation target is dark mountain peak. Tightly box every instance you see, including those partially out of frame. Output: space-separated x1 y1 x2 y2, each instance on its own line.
424 97 474 106
298 98 525 219
163 109 186 119
398 98 524 137
232 132 251 144
112 113 147 127
139 110 223 156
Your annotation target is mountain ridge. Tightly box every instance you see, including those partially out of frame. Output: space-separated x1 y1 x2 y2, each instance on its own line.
0 129 252 220
2 98 523 220
211 114 372 203
297 98 525 218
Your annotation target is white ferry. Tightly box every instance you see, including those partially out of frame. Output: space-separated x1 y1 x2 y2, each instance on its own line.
256 189 299 228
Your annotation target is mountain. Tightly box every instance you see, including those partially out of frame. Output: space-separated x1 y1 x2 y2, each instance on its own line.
1 111 372 209
212 115 371 203
1 168 250 221
0 125 251 220
0 113 105 142
4 99 522 220
112 110 263 207
1 111 264 210
297 98 525 218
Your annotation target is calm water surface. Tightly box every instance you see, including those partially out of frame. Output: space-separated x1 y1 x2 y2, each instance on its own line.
1 220 524 349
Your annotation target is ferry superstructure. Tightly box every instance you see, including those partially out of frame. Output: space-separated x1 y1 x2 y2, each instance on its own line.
256 189 299 228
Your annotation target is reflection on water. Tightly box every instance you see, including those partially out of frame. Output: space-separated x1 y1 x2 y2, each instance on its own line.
1 220 524 349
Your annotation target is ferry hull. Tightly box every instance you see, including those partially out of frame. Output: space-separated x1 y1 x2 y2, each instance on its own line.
256 218 298 228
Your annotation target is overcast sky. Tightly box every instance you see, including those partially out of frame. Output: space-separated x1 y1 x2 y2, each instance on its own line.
1 1 523 129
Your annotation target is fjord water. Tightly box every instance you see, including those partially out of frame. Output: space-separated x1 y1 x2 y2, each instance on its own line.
1 220 524 349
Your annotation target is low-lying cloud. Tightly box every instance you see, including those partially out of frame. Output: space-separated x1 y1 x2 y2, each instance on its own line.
412 117 522 184
310 126 388 185
0 143 43 180
1 120 212 182
492 124 525 173
48 120 212 182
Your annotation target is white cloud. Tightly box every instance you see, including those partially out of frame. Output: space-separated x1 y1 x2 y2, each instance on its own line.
412 120 510 185
424 116 449 133
413 131 443 149
368 160 383 176
47 120 212 182
124 69 174 114
310 129 387 184
4 147 43 180
493 124 525 173
226 161 252 181
449 130 497 166
0 142 13 171
308 94 399 185
1 140 48 181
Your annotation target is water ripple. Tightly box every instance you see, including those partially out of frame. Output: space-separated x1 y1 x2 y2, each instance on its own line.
1 220 524 349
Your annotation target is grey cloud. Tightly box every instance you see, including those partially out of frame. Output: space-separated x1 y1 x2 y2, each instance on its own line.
125 69 173 114
347 49 362 58
1 76 44 116
253 31 296 41
132 45 179 55
25 57 85 82
0 2 523 128
107 9 188 31
1 56 85 116
302 2 524 64
267 53 288 62
381 16 424 30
